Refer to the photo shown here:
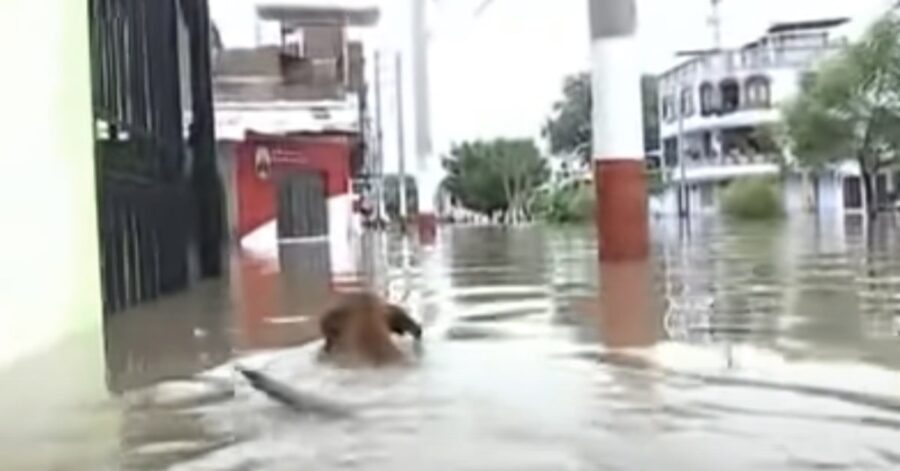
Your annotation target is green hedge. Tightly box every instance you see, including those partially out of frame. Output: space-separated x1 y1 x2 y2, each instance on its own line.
721 177 784 220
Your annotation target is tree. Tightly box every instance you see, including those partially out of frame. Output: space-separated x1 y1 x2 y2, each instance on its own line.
442 139 548 223
782 15 900 219
542 73 660 164
543 72 592 164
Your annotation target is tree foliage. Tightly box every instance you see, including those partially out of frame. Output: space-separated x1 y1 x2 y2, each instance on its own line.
441 139 548 222
782 14 900 217
542 73 660 164
543 72 593 163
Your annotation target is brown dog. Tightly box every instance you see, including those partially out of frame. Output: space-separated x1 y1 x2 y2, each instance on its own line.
318 292 422 366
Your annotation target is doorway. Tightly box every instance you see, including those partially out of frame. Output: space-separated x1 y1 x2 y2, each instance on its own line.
843 176 863 210
276 171 329 239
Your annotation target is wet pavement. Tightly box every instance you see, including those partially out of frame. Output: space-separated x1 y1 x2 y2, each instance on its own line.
4 216 900 470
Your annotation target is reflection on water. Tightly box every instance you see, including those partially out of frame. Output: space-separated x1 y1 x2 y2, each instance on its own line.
4 216 900 470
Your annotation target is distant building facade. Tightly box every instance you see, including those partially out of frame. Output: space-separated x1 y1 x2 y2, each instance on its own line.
654 17 899 217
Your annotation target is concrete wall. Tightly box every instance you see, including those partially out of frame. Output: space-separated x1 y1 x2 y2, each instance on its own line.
217 140 240 243
0 0 103 367
0 1 116 467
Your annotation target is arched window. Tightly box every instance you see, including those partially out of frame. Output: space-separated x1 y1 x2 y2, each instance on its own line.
720 79 741 114
744 75 771 108
662 95 676 123
699 82 718 116
680 88 695 118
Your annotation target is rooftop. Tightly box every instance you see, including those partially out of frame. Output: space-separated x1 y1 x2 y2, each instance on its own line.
767 17 850 34
256 1 379 27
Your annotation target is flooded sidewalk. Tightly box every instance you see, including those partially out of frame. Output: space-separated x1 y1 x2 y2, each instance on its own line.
4 217 900 470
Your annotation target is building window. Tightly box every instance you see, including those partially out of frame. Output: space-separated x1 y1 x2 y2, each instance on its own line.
282 28 306 58
663 137 678 167
699 82 718 116
744 75 771 109
720 79 741 114
662 95 676 123
680 88 695 118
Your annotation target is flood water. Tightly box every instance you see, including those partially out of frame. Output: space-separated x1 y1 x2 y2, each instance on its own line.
5 216 900 470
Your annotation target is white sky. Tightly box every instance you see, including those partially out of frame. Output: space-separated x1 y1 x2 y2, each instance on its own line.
210 0 893 164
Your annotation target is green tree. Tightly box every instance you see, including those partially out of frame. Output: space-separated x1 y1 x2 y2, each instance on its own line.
782 15 900 219
542 73 660 164
442 139 548 223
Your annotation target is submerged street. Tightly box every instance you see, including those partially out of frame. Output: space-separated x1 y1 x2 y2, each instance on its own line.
6 216 900 470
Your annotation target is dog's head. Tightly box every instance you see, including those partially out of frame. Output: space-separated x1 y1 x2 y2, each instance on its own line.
319 292 421 366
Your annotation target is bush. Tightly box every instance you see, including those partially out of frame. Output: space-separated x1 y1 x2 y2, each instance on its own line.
721 177 784 220
533 170 659 224
533 182 595 224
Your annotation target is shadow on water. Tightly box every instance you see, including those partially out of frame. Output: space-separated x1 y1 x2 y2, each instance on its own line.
4 217 900 469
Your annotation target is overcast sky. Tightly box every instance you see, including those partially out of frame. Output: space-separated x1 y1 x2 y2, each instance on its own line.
210 0 894 163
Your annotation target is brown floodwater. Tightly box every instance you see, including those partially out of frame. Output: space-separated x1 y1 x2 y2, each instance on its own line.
4 216 900 470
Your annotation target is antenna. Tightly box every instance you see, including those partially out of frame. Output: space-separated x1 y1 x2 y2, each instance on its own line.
474 0 497 18
709 0 723 50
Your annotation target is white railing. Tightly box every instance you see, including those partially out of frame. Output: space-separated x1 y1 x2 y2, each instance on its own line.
678 153 778 167
660 41 846 87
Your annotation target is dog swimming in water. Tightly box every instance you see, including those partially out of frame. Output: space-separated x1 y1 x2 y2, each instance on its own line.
238 292 422 411
318 292 422 366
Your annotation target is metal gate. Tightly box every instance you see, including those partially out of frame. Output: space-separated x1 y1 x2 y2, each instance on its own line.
89 0 223 314
276 171 329 239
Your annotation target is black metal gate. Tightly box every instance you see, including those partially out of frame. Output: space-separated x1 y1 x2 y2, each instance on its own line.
88 0 223 314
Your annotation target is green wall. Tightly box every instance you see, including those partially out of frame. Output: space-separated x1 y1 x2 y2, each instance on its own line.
0 0 103 367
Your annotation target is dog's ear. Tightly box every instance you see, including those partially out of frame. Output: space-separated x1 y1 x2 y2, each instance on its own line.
386 304 422 340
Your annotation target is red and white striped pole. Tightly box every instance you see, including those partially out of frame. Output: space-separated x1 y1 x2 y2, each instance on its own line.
589 0 649 261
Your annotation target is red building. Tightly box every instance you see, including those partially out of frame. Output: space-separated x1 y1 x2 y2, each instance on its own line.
213 3 378 270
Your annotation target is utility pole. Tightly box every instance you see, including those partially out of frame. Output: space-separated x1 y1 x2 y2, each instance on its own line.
677 88 690 219
395 52 408 227
373 51 386 225
710 0 723 50
411 0 437 241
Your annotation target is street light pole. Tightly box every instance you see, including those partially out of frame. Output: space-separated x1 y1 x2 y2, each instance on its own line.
373 51 387 225
677 89 690 219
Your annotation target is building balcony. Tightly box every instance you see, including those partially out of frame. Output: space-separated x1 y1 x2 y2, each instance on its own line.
660 107 779 138
666 153 781 184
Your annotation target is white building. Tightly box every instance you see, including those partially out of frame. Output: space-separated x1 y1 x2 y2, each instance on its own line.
654 17 897 218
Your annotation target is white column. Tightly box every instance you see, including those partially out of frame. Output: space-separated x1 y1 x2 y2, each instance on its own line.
588 0 649 261
327 193 356 274
589 0 644 163
410 0 441 218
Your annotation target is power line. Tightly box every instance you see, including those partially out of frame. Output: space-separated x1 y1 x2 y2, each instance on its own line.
473 0 498 18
